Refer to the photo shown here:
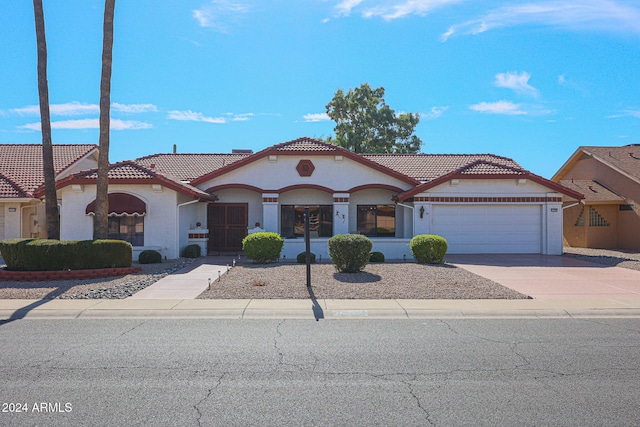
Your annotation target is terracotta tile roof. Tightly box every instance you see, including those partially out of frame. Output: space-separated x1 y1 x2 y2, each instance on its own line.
135 153 249 182
0 144 97 198
0 173 27 198
558 179 624 203
55 161 216 201
580 146 640 181
362 154 522 181
271 137 341 152
72 161 157 180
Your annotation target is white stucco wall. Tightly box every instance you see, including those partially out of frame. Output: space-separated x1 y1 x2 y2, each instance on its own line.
1 202 22 240
409 178 565 255
59 184 182 259
199 155 413 193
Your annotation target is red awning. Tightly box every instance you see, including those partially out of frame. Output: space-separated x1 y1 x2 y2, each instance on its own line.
86 193 146 216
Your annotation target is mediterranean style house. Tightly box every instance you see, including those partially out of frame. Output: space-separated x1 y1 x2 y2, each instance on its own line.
3 137 583 260
552 145 640 250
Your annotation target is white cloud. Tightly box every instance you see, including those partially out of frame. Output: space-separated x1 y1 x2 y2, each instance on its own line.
607 109 640 119
422 106 448 119
364 0 465 20
18 119 152 130
112 103 158 113
469 101 527 115
495 71 539 97
442 0 640 41
335 0 365 17
168 110 227 123
303 113 331 122
11 102 98 116
193 0 249 32
9 101 158 116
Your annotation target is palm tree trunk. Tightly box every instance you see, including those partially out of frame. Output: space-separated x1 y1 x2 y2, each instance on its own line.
93 0 116 239
33 0 60 240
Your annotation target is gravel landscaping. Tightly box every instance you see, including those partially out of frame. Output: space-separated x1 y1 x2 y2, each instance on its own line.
563 247 640 271
196 262 528 300
1 247 637 300
0 258 195 300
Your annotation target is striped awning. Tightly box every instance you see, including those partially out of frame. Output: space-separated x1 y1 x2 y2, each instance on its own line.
86 193 146 216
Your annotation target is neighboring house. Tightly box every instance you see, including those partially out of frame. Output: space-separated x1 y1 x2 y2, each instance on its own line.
0 144 98 240
4 138 583 260
552 145 640 250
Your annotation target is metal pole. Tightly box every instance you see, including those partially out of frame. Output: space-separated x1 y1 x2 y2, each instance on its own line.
304 207 311 287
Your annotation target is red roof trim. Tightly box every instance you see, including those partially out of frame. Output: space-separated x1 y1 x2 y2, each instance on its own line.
0 172 29 198
190 137 420 186
395 162 584 202
204 183 264 194
348 184 405 193
48 161 217 202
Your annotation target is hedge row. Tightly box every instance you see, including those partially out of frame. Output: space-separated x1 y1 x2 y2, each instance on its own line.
0 238 132 271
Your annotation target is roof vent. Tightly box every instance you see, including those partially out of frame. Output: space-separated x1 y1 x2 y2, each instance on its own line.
232 149 253 154
149 163 156 169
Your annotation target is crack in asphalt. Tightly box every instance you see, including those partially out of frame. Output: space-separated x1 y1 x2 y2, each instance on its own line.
194 372 226 427
21 320 149 370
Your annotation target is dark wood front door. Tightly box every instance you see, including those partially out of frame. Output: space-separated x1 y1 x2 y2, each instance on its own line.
208 203 248 252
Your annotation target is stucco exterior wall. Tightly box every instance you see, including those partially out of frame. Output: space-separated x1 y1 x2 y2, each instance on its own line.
1 202 22 240
199 155 413 193
60 184 182 259
560 155 640 250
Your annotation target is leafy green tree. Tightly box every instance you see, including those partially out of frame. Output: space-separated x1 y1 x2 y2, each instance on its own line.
325 83 422 154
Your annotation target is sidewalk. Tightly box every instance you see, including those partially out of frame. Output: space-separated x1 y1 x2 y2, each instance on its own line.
2 298 640 320
2 254 640 320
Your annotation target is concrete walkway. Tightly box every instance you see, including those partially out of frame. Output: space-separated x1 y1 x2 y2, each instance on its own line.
128 256 237 299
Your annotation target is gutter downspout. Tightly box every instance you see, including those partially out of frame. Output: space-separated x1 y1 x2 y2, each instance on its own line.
176 199 201 259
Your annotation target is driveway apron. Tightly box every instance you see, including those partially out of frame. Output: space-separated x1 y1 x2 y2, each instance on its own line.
446 254 640 299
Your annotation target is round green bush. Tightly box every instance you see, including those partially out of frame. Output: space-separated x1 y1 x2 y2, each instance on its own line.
138 250 162 264
242 232 284 263
369 251 385 263
296 251 316 264
409 234 448 264
327 234 372 273
182 244 201 258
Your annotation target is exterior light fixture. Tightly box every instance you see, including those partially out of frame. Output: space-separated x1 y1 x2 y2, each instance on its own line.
419 206 425 218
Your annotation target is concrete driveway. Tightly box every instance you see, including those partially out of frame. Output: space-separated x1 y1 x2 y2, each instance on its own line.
446 254 640 300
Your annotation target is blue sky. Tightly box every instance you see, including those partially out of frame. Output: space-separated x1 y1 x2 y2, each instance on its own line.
1 0 639 178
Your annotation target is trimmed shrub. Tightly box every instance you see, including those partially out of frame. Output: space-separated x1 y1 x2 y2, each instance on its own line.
296 251 316 264
0 238 132 271
409 234 448 264
182 244 201 258
327 234 372 273
138 250 162 264
369 251 385 263
242 232 284 263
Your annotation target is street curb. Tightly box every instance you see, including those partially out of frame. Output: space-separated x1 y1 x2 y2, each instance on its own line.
1 298 640 320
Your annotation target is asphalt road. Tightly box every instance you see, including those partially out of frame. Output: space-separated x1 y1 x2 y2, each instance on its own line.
0 318 639 426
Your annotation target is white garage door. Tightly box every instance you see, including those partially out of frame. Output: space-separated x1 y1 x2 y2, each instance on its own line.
432 204 542 254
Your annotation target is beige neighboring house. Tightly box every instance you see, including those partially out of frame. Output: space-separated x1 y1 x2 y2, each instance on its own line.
0 144 98 241
552 145 640 250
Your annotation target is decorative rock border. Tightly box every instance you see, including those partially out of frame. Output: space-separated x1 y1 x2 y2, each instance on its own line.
0 266 142 282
